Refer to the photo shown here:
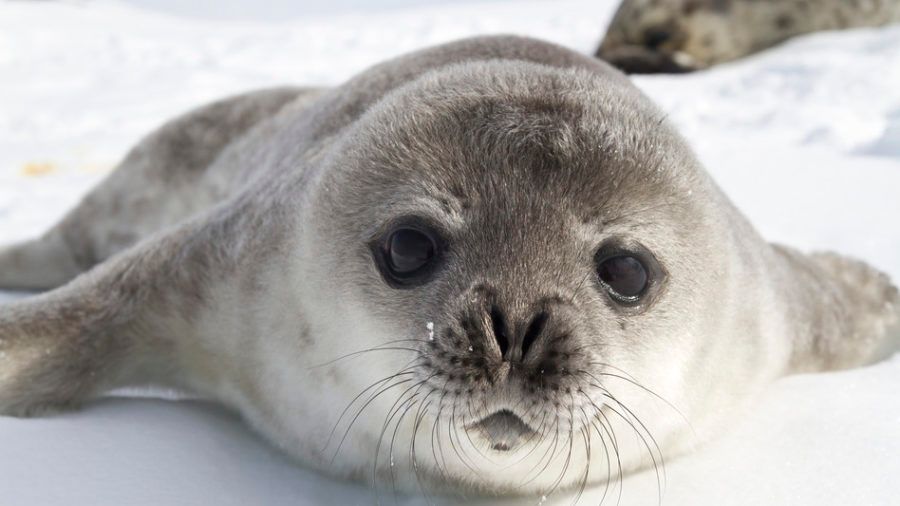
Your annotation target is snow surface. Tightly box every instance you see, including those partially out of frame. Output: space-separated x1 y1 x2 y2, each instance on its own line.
1 1 898 504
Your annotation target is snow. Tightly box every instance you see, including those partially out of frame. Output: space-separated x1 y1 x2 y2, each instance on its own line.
1 1 898 504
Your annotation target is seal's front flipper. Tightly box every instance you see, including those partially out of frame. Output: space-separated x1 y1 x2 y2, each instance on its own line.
0 212 257 416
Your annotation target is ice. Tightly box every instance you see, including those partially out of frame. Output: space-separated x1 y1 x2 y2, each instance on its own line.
1 1 898 504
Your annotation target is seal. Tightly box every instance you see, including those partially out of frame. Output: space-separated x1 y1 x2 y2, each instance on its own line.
596 0 900 73
0 35 897 498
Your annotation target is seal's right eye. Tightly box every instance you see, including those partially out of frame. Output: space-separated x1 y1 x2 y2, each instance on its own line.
374 225 441 288
597 255 648 301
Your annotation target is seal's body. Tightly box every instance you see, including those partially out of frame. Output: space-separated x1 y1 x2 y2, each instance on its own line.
597 0 900 73
0 36 896 497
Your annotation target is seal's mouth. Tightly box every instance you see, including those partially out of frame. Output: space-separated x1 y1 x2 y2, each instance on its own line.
469 409 537 452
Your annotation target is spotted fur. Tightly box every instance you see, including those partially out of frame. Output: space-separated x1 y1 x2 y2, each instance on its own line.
597 0 900 73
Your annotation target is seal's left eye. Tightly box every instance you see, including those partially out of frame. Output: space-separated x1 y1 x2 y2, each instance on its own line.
593 240 665 309
375 226 440 287
388 229 434 274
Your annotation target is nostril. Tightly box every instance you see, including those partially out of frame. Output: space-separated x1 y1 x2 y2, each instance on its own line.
521 311 548 359
490 305 509 357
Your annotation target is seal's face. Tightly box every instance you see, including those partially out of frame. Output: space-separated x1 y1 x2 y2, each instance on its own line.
597 0 739 73
305 61 734 492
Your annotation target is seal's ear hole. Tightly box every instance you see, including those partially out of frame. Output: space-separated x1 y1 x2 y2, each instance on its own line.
775 246 899 372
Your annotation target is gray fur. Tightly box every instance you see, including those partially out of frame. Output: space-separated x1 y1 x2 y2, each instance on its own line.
0 87 318 289
597 0 900 73
0 35 897 495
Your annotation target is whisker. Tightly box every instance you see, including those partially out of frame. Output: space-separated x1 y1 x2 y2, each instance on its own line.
503 407 550 470
393 376 438 500
324 366 418 452
601 392 666 482
570 413 591 506
373 381 426 500
595 410 623 506
428 406 448 484
579 394 613 505
581 390 622 506
544 399 577 497
518 414 562 488
310 343 423 369
446 403 480 477
331 374 417 464
583 364 694 433
601 396 665 506
461 398 496 465
569 270 594 305
430 392 453 483
389 394 422 503
410 395 436 505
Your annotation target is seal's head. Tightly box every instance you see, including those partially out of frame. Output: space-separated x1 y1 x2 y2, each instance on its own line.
596 0 900 73
296 50 898 494
596 0 807 73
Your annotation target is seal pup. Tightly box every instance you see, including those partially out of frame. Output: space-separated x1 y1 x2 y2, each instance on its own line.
597 0 900 73
0 36 897 498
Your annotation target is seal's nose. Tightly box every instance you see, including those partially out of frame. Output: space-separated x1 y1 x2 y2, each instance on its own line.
460 284 575 370
470 410 535 452
488 304 549 364
597 45 693 74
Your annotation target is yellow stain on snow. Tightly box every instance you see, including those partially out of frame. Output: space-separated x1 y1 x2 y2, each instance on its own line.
20 161 57 177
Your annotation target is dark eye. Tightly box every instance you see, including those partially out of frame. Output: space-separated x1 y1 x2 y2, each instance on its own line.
644 27 672 49
375 225 441 287
597 255 649 302
387 229 434 274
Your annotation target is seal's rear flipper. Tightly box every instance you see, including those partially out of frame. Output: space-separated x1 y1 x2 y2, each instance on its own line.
775 246 900 373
